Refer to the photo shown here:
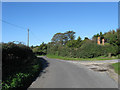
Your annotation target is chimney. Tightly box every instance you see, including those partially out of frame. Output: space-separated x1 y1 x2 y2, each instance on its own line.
102 38 104 45
97 37 100 45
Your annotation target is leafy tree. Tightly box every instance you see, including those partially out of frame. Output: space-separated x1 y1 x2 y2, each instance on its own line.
117 28 120 54
51 33 64 45
104 30 118 45
92 32 104 43
47 29 119 59
77 36 82 42
76 36 82 48
30 45 34 49
65 31 75 41
100 32 104 39
84 37 89 40
32 42 47 55
51 31 76 45
66 40 77 48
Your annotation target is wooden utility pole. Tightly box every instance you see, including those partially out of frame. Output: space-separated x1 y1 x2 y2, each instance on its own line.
27 29 29 47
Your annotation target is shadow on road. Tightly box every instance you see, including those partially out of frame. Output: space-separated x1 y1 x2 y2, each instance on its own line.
27 56 49 89
38 57 49 75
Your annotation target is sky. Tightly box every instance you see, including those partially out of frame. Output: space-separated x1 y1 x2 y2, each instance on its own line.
2 2 118 46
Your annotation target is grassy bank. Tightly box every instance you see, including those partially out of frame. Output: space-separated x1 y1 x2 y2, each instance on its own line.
47 54 118 61
112 63 120 75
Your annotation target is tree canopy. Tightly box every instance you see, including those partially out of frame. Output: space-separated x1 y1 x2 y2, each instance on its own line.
51 31 75 45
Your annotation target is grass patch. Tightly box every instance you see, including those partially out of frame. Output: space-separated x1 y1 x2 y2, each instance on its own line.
47 54 118 61
112 63 120 75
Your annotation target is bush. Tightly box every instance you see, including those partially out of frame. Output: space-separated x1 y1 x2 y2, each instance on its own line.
77 41 118 58
2 42 35 80
78 41 101 58
2 42 41 89
47 40 118 59
118 54 120 59
32 42 47 55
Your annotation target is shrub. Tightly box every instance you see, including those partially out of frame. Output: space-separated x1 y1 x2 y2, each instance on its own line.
2 42 42 89
32 42 47 55
2 42 35 80
118 54 120 59
47 40 118 59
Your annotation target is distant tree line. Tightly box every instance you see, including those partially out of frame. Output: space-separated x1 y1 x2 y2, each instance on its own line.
31 42 47 55
47 29 120 58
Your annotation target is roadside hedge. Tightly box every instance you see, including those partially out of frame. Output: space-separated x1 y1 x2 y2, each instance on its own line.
47 41 118 58
2 42 42 89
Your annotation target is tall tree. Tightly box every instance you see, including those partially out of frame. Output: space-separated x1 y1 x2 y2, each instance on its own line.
117 28 120 54
51 31 76 45
77 36 82 42
84 37 89 40
104 30 117 45
51 33 64 45
76 36 82 48
65 31 75 41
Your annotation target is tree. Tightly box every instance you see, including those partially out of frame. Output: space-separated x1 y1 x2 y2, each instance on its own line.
51 33 64 45
84 37 89 40
100 32 104 39
51 31 76 45
30 45 34 49
117 28 120 54
77 36 82 42
66 40 77 48
76 36 82 48
104 30 117 45
65 31 75 41
32 42 47 55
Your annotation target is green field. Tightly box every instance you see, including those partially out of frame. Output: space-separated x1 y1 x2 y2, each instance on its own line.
112 63 120 75
46 54 118 61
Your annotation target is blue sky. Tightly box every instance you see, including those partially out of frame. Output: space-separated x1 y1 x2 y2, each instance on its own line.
2 2 118 46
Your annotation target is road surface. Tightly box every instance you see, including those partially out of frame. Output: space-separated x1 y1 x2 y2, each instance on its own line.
29 56 118 88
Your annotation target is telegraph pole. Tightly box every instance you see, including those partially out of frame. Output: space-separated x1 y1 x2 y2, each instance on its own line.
27 29 29 47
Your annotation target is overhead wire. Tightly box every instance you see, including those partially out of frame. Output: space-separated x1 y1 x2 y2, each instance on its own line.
0 19 27 30
30 30 42 45
0 18 41 45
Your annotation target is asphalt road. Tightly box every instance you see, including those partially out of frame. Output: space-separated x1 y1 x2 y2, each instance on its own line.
29 56 118 88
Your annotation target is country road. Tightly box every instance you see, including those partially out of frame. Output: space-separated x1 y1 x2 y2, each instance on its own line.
28 56 118 88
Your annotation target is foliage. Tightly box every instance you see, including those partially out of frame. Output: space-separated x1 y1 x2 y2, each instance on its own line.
92 32 104 43
2 73 30 89
84 37 89 40
51 31 76 45
32 42 47 55
2 60 41 89
117 28 120 54
2 42 35 79
47 29 119 59
78 40 118 58
47 54 117 61
66 36 82 48
2 42 42 89
118 54 120 59
104 30 118 45
66 40 77 48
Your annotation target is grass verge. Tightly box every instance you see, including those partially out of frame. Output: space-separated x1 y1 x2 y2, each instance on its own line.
47 54 118 61
112 63 120 75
